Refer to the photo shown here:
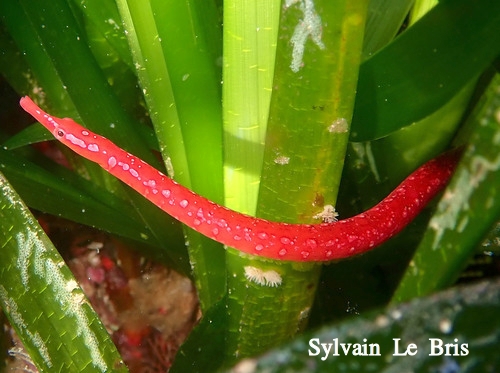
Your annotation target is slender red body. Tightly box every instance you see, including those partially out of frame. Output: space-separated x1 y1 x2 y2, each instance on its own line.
20 96 459 262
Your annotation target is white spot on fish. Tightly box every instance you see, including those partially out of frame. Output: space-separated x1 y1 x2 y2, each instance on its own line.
129 168 139 178
257 232 268 240
255 244 264 251
280 237 291 245
107 156 117 168
119 162 129 171
216 219 228 228
65 134 86 148
306 238 317 249
87 143 99 152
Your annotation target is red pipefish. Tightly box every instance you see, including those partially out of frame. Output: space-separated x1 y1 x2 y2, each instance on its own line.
20 96 460 262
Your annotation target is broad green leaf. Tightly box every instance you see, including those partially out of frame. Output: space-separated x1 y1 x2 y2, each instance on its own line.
352 0 500 141
142 0 226 309
0 20 33 95
0 172 128 372
258 0 368 220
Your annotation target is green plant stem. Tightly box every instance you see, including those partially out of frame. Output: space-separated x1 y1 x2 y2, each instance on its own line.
116 0 226 309
223 0 280 216
115 0 189 180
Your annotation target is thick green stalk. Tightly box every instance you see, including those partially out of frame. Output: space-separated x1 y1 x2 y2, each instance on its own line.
225 251 318 359
258 0 367 220
223 0 368 362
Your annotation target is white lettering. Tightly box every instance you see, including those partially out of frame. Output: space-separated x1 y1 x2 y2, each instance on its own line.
393 338 418 356
430 338 443 356
308 338 320 356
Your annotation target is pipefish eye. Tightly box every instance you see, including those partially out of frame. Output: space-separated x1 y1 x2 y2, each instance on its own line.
54 128 65 139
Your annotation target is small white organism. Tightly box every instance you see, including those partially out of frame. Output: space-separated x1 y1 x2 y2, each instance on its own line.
313 204 339 223
274 155 290 165
286 0 326 72
328 118 349 133
244 266 282 287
